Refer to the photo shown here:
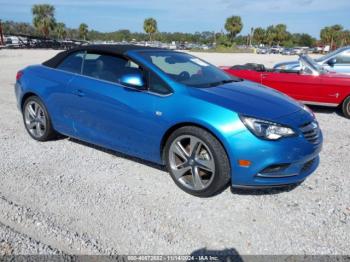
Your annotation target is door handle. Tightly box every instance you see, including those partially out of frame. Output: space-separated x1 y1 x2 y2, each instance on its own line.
261 74 268 78
74 89 85 97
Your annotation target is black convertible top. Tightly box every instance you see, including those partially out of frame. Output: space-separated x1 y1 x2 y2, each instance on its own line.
42 44 166 68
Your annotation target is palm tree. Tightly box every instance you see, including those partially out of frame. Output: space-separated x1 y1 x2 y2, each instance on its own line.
79 23 88 40
320 27 332 46
340 30 350 46
330 24 343 48
224 16 243 42
320 25 343 49
143 18 157 41
274 24 288 45
32 4 56 38
253 27 266 45
266 25 276 46
55 22 66 40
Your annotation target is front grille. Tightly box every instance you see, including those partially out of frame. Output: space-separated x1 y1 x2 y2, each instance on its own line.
300 121 320 144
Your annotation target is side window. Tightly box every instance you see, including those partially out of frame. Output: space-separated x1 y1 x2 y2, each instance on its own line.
335 51 350 64
57 51 85 74
82 53 139 83
148 71 171 95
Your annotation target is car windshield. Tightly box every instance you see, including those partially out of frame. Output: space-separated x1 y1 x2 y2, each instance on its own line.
299 55 327 75
315 47 348 62
138 51 241 87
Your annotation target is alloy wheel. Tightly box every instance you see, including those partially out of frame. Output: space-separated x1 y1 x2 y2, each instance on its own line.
24 101 46 138
169 135 216 191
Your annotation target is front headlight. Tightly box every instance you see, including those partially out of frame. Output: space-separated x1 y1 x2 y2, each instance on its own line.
240 116 295 140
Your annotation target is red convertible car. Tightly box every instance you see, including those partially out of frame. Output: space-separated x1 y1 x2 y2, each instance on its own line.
222 55 350 118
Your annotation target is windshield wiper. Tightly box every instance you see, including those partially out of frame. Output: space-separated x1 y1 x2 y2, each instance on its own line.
208 79 242 87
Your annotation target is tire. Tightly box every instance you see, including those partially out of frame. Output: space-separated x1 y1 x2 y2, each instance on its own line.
22 96 57 141
342 96 350 119
164 126 231 197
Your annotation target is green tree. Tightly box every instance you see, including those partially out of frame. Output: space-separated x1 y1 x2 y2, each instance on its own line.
253 27 266 45
224 16 243 42
340 30 350 46
330 24 343 47
298 33 315 47
55 22 66 40
32 4 56 37
143 18 157 41
2 20 35 35
79 23 88 40
320 25 343 49
265 25 276 46
274 24 289 45
320 27 331 46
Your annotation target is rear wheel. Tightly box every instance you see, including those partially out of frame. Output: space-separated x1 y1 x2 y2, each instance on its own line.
164 126 230 197
342 96 350 119
22 96 56 141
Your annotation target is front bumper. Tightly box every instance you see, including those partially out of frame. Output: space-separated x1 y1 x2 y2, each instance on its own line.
226 129 323 187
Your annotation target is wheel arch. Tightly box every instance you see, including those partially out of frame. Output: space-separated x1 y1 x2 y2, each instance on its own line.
160 122 231 166
340 93 350 105
21 92 40 110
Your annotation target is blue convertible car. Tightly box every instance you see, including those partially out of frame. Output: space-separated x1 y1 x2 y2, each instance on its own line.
15 45 323 197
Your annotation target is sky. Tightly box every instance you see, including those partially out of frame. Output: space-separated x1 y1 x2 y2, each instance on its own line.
1 0 350 38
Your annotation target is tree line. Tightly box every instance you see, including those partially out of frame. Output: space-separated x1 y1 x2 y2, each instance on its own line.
2 4 350 48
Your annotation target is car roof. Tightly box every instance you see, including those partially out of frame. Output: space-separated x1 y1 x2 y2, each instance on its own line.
42 44 167 68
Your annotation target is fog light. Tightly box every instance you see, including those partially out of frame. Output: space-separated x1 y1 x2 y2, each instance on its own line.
260 164 289 174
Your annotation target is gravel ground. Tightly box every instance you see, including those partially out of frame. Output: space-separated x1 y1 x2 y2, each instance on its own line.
0 221 64 255
0 49 349 256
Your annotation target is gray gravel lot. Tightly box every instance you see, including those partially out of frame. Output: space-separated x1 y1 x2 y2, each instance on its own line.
0 49 349 256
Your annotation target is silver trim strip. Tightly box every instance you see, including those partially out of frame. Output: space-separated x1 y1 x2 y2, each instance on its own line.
299 100 338 107
256 173 298 178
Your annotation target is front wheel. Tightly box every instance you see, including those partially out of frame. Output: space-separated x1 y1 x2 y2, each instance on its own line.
164 126 231 197
342 96 350 119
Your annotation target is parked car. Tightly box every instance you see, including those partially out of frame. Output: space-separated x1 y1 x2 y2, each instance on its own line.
5 36 20 48
274 46 350 74
292 47 304 55
270 46 282 54
281 48 296 56
15 45 322 196
223 55 350 118
257 47 269 54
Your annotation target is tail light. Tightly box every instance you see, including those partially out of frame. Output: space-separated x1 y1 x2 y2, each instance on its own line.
16 71 23 81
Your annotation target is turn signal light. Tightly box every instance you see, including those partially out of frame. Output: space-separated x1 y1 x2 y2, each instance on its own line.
238 160 251 167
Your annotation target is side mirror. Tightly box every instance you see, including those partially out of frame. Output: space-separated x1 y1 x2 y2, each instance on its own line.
119 70 145 89
327 58 337 66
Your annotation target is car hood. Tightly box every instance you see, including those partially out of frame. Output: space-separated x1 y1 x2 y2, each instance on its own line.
189 80 303 121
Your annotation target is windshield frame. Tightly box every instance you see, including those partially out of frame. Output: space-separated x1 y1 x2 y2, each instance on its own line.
316 46 349 62
299 54 327 76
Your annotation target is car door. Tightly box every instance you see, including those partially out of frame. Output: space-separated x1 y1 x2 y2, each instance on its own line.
318 74 349 106
66 52 166 161
46 51 85 136
261 71 322 102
